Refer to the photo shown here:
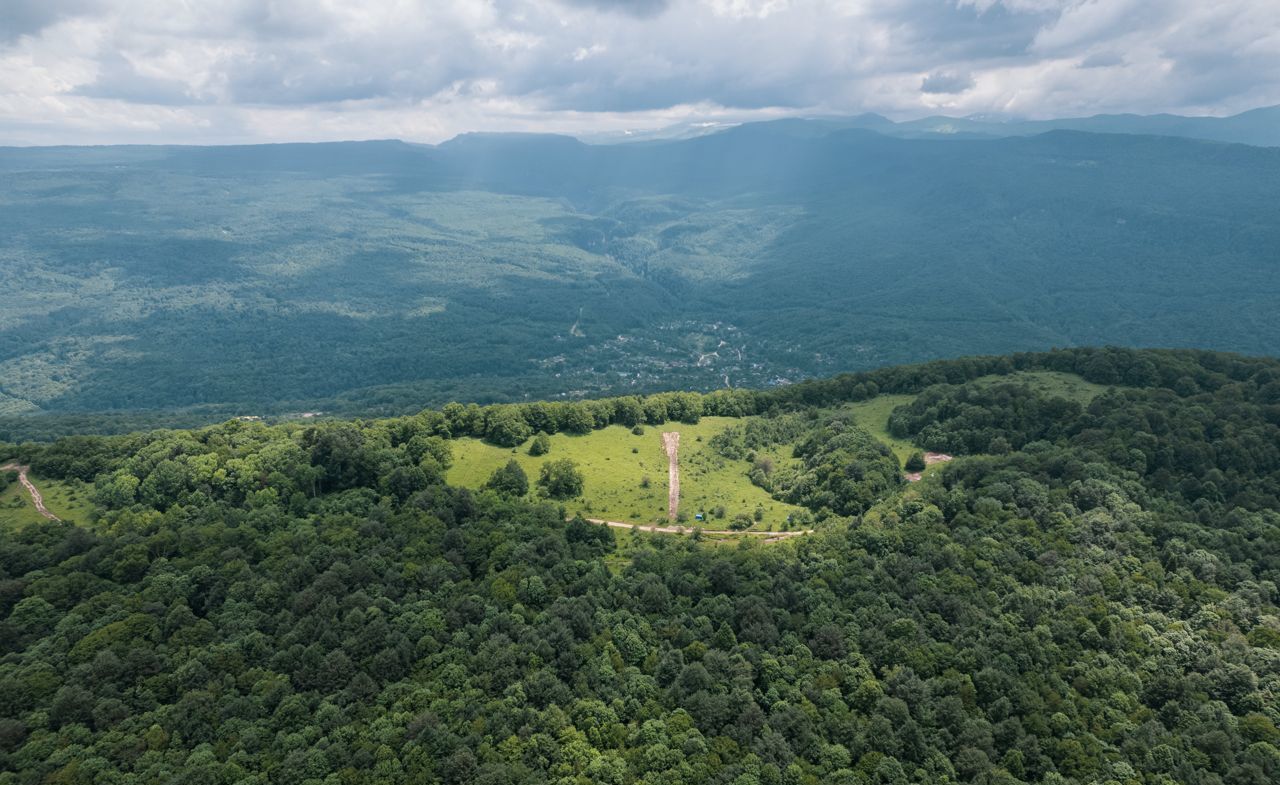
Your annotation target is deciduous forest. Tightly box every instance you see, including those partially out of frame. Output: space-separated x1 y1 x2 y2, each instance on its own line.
2 348 1278 784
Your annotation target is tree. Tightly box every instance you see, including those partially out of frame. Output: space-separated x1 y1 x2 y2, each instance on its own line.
306 424 377 491
485 459 529 497
560 404 596 435
538 458 583 499
94 469 140 508
406 434 452 469
382 464 430 501
528 432 551 456
485 408 532 448
905 452 926 472
613 397 645 428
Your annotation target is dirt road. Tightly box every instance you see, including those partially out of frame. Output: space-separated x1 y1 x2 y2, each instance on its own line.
905 451 954 482
1 463 60 521
582 517 812 540
662 431 680 520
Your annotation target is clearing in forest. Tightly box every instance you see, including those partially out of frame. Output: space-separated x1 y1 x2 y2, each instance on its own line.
446 417 804 530
0 464 58 520
0 464 91 527
969 370 1113 403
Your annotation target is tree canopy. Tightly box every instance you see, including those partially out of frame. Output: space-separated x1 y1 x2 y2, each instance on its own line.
2 348 1279 784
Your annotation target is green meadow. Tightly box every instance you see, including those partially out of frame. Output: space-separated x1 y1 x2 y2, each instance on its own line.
447 416 805 530
844 394 918 464
970 370 1112 404
0 474 93 528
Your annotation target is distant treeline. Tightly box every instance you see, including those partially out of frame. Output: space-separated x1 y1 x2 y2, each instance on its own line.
366 345 1280 447
3 346 1274 462
3 346 1270 447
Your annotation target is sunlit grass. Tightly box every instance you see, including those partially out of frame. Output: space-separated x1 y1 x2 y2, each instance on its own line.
0 474 94 528
447 416 804 530
970 370 1112 404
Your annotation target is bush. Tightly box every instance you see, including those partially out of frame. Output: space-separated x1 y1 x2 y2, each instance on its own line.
528 432 551 456
485 459 529 497
905 452 926 472
538 459 583 499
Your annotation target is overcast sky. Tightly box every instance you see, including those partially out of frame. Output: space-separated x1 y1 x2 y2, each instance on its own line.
1 0 1277 145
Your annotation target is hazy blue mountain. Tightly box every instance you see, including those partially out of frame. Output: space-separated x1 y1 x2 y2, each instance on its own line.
616 105 1280 146
734 104 1280 146
1 123 1279 424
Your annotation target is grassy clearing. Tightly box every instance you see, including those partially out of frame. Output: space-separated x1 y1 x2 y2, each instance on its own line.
841 395 952 481
0 474 94 528
447 417 805 531
843 372 1105 458
970 370 1111 404
843 394 919 464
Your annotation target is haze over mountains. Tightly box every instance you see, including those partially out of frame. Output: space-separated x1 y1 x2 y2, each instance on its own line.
2 108 1279 427
602 105 1280 147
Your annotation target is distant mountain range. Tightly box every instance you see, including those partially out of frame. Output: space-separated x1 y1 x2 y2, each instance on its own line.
587 104 1280 147
1 112 1279 424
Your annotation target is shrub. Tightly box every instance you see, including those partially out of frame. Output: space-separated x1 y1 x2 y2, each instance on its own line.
538 459 583 499
528 432 551 456
485 459 529 497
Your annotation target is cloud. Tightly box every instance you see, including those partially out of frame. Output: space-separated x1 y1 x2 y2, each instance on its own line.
558 0 671 18
0 0 1278 145
0 0 98 42
921 71 975 94
1078 51 1124 69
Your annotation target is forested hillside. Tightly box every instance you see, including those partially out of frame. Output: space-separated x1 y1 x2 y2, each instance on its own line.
3 123 1280 423
2 348 1279 784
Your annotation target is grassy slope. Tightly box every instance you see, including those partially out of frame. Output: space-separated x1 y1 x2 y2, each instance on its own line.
970 369 1111 404
844 394 918 464
447 417 804 530
0 372 1105 534
0 474 93 528
841 370 1107 478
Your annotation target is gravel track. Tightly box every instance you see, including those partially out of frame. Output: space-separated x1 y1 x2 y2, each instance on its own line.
1 463 60 521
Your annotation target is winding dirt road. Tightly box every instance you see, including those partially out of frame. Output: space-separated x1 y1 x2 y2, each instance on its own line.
662 431 680 520
1 463 60 521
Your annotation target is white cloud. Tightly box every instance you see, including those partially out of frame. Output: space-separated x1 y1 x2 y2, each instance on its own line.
0 0 1276 144
573 44 607 61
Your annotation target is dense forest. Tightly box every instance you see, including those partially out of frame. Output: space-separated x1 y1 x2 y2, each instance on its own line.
1 347 1278 784
3 123 1280 421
